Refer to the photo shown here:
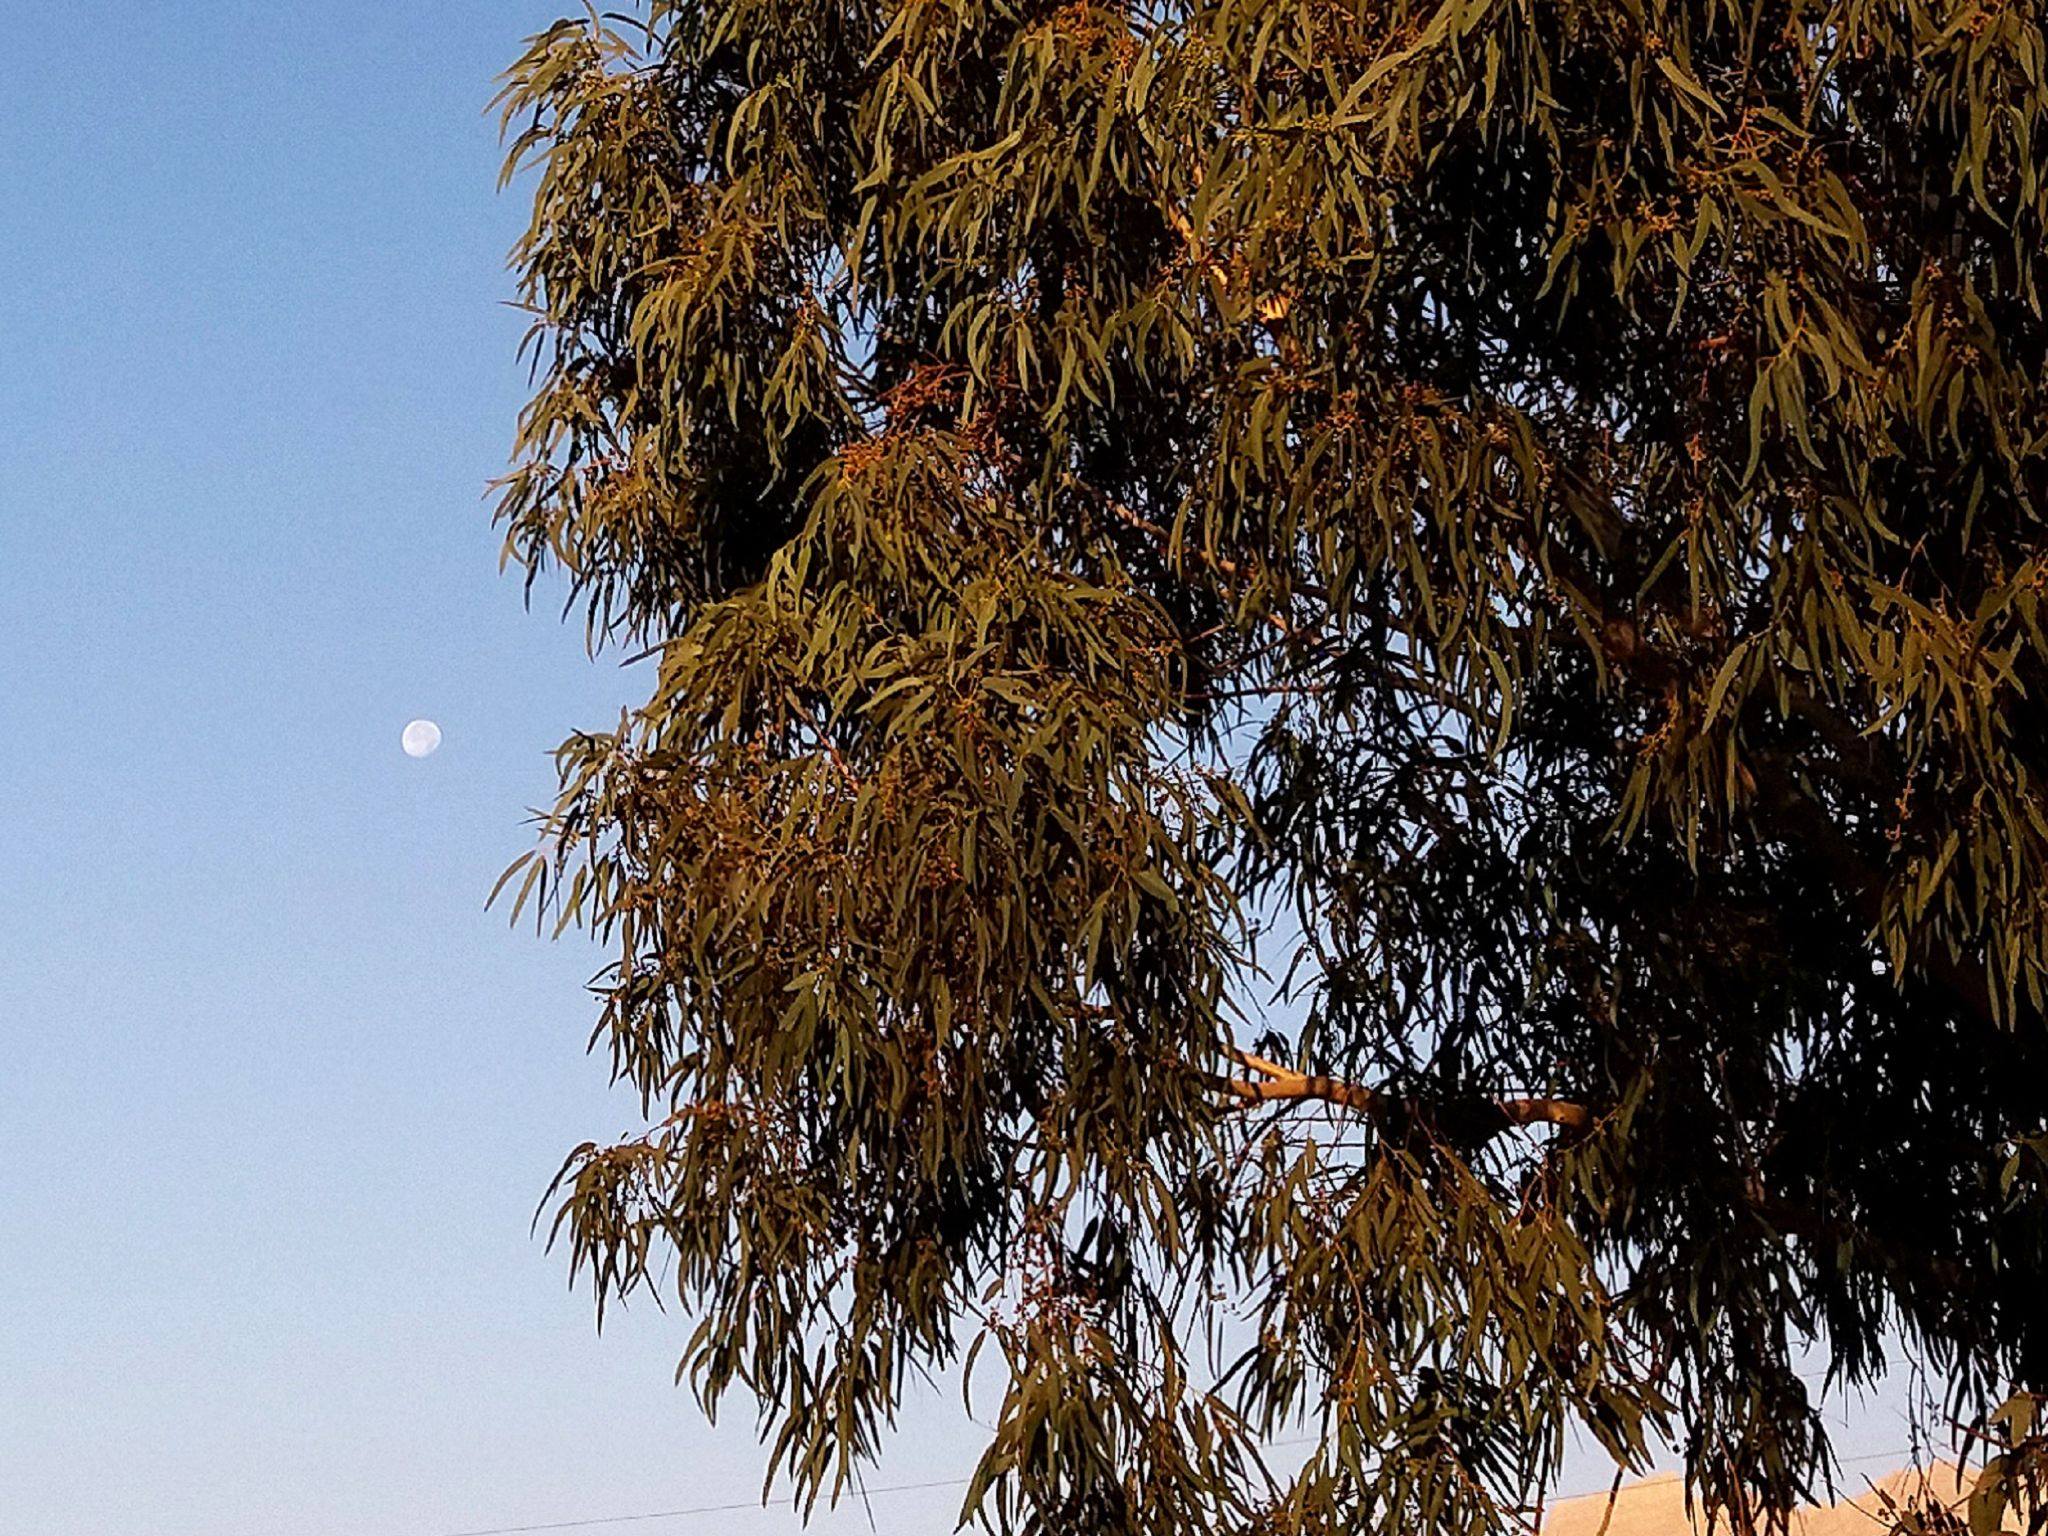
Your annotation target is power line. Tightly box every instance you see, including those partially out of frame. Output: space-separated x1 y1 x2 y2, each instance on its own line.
435 1478 969 1536
430 1435 1327 1535
434 1443 1937 1536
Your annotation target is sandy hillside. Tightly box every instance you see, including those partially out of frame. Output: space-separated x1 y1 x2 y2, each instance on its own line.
1541 1464 1976 1536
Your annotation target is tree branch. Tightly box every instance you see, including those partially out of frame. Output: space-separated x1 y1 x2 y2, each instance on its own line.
1223 1047 1594 1136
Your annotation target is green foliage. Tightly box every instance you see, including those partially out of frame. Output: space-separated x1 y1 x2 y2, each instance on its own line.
491 0 2048 1529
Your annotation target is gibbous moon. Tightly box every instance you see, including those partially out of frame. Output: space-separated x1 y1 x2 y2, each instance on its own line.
401 719 443 758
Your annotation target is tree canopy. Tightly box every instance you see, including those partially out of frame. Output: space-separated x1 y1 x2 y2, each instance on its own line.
491 0 2048 1530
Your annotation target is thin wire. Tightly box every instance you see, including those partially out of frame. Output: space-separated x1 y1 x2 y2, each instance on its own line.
434 1478 968 1536
434 1442 1934 1536
430 1436 1332 1536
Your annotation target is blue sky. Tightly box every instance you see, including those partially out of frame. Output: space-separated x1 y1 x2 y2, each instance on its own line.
0 6 1924 1535
0 5 977 1533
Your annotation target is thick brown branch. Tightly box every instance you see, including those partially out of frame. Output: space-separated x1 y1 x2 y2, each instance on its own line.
1223 1047 1593 1136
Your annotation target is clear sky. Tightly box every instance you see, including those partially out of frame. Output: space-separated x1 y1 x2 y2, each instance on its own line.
0 5 978 1533
0 6 1924 1536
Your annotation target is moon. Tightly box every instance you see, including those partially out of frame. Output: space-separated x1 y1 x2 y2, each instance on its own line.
401 719 442 758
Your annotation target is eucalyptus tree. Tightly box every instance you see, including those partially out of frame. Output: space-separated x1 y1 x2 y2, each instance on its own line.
491 0 2048 1530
